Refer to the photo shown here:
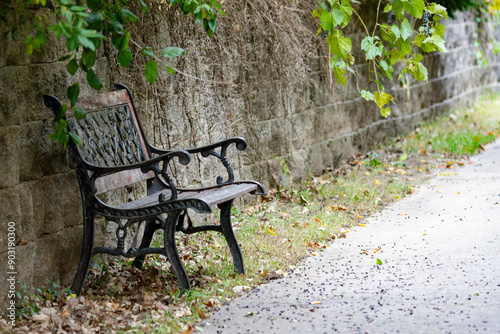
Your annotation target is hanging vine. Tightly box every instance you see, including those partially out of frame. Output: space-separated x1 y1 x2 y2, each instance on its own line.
0 0 224 146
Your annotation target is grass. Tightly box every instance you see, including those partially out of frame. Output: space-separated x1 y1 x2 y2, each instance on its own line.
12 94 500 334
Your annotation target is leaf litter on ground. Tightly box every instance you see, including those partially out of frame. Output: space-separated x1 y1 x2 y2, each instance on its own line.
10 95 500 333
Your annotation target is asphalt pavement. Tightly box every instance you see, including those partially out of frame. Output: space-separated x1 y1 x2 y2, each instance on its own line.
199 140 500 334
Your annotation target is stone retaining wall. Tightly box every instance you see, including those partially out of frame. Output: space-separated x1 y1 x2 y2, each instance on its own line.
0 1 499 314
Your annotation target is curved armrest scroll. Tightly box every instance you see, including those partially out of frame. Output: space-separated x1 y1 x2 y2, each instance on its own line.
190 137 248 185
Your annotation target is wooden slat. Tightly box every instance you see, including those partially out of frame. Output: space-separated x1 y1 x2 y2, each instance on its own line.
95 169 155 194
63 90 131 114
114 183 258 209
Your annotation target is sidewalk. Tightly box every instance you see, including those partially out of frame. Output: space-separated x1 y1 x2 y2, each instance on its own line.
199 141 500 333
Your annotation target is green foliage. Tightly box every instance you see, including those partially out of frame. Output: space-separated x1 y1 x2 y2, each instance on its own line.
314 0 450 117
1 0 224 147
16 280 72 320
434 0 480 18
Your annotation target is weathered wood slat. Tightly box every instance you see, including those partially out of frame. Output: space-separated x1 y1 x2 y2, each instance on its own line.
95 169 155 194
63 90 130 113
114 183 258 209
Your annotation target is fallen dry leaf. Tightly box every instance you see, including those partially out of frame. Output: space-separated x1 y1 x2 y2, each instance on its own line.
327 205 348 212
232 285 251 294
32 313 50 324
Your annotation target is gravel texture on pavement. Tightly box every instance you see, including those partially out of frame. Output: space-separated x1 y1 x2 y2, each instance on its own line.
199 141 500 334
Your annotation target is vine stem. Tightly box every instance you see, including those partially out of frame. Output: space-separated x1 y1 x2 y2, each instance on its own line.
352 9 369 35
130 39 232 85
372 0 382 38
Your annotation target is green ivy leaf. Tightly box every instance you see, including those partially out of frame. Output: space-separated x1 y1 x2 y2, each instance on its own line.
48 120 70 147
373 91 393 108
86 68 103 90
77 35 96 51
117 31 130 52
82 49 96 68
145 60 158 84
67 58 79 75
138 0 148 12
361 90 375 101
401 0 425 19
58 55 72 61
400 18 412 41
428 3 449 20
67 83 79 108
380 107 391 118
390 25 401 40
87 0 103 11
195 11 203 24
396 37 412 56
379 59 394 79
332 9 344 26
69 133 84 146
320 10 334 32
74 107 86 120
336 0 353 27
203 19 215 37
111 19 124 35
433 23 445 38
66 36 80 51
392 0 404 19
122 8 138 23
419 35 447 53
327 30 351 61
376 258 383 265
412 62 428 81
208 19 217 32
167 66 175 75
70 5 87 11
141 47 156 58
361 36 383 60
117 49 132 67
162 46 185 58
383 4 392 13
25 35 33 55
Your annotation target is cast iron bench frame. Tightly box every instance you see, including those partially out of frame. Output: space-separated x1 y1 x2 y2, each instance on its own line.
43 84 265 294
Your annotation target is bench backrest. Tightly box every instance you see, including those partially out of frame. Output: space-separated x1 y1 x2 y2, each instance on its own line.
44 85 156 195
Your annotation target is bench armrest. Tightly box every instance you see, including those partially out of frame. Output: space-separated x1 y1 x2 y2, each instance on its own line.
150 137 248 185
86 150 191 201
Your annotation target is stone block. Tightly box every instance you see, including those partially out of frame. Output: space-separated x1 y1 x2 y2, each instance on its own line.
58 226 83 286
33 233 60 286
0 252 12 317
39 120 72 176
15 241 35 289
32 175 65 236
0 188 21 253
0 126 20 189
18 121 44 182
59 172 83 228
18 182 42 243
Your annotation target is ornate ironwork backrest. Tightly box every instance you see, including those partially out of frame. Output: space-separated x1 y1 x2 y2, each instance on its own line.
68 89 150 167
42 88 156 195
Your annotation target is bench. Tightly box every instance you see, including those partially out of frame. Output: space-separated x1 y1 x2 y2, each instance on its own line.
42 84 265 294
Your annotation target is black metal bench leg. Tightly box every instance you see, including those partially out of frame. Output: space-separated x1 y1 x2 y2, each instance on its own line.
71 214 95 295
218 200 245 274
132 219 160 269
164 211 190 291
